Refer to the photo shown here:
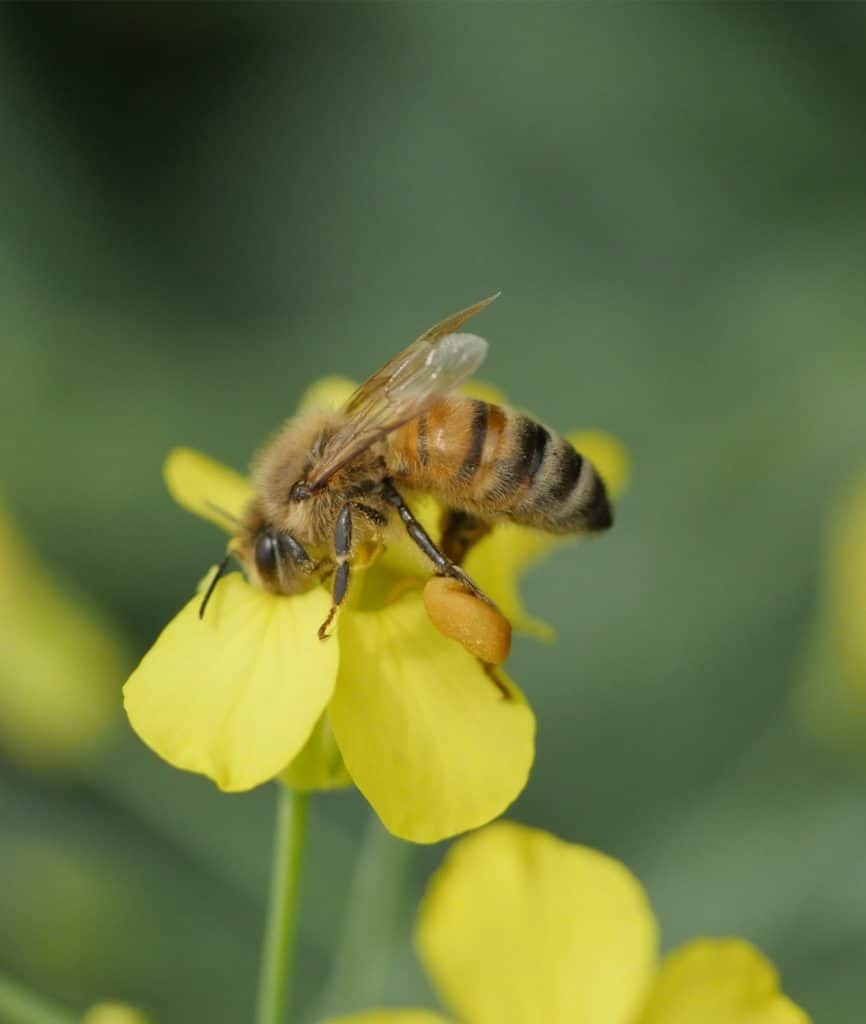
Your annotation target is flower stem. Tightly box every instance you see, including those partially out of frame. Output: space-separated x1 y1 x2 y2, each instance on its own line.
0 973 77 1024
256 786 311 1024
317 812 416 1018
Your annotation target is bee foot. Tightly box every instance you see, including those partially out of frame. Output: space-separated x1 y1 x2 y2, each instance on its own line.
483 662 512 700
318 606 338 640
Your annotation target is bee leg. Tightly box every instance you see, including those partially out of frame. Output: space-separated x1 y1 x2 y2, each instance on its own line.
440 509 492 565
274 531 322 593
382 481 496 608
318 504 353 640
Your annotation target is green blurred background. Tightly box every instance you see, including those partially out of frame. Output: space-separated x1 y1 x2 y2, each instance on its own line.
2 3 866 1021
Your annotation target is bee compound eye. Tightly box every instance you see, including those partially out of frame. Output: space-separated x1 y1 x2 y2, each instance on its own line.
254 533 278 576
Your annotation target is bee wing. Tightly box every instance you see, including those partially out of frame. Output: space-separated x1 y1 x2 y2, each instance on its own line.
306 294 497 489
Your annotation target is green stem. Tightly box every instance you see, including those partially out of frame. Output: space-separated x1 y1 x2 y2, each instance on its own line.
256 786 311 1024
0 973 77 1024
317 812 416 1018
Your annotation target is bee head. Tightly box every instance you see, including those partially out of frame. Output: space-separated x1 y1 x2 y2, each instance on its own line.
198 495 321 618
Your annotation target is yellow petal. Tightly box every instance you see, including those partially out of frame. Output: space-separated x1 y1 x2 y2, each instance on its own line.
298 375 358 413
795 473 866 745
163 447 253 532
416 821 658 1024
298 371 503 417
329 597 535 843
124 572 338 791
324 1012 453 1024
464 522 557 640
636 939 810 1024
279 712 352 791
83 1004 149 1024
827 473 866 683
0 503 128 774
460 378 507 405
465 431 630 639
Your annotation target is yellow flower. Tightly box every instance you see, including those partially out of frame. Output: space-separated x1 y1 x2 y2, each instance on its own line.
123 378 626 843
82 1003 149 1024
0 502 129 774
326 822 810 1024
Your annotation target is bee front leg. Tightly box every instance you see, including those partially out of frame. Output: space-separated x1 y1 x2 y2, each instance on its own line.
318 504 353 640
382 481 496 608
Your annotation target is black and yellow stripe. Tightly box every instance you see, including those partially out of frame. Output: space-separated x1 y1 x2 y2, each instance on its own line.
390 395 612 535
509 413 611 533
458 400 489 482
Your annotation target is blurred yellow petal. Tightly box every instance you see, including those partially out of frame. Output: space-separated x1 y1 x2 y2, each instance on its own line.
299 371 503 416
464 523 557 640
826 473 866 683
83 1004 149 1024
636 939 810 1024
795 473 866 745
569 430 630 500
163 447 252 532
325 1012 453 1024
0 504 128 774
124 572 337 791
466 431 629 639
279 712 352 791
460 378 506 405
330 597 535 843
298 375 358 413
417 821 658 1024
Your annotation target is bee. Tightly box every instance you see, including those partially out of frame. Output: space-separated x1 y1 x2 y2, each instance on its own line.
200 294 613 638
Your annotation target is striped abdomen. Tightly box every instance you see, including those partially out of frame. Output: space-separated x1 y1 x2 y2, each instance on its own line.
388 395 612 534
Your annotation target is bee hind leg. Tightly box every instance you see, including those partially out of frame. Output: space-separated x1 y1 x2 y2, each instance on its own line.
318 504 353 640
440 508 492 565
382 481 496 609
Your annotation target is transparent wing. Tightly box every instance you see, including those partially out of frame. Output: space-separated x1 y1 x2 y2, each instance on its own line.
306 294 497 489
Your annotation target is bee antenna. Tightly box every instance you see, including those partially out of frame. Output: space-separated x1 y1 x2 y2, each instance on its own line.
203 500 242 528
199 552 232 620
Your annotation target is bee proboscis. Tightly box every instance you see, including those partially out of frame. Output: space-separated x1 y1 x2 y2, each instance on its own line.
201 294 613 639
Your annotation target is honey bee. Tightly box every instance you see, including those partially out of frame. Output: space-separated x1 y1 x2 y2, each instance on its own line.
201 294 613 638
